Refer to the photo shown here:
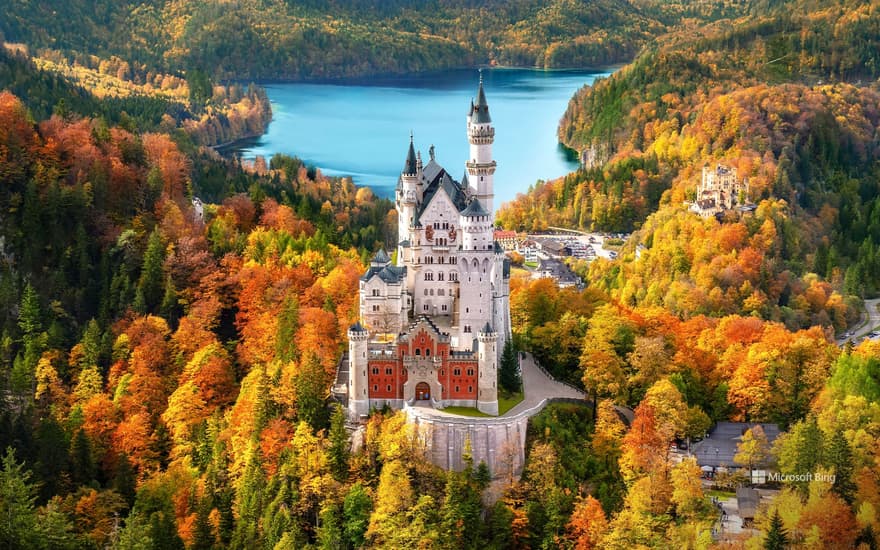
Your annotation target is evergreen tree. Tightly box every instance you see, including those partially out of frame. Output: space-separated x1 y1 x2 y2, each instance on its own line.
327 405 350 481
317 501 345 550
499 340 521 394
440 468 483 549
295 354 329 431
80 318 103 370
113 453 137 508
231 447 265 549
136 230 165 314
275 296 299 363
160 276 179 325
34 417 70 501
0 447 43 549
14 282 44 393
764 509 789 549
70 428 95 486
343 483 372 550
826 429 856 504
192 498 216 550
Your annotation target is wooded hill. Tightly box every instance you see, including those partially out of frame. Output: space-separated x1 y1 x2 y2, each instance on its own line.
0 0 749 80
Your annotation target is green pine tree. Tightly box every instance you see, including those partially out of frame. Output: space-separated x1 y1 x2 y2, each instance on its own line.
0 447 43 549
826 429 856 504
328 405 350 481
342 483 371 550
295 354 329 431
499 340 521 394
317 501 345 550
136 230 165 314
764 509 789 549
275 296 299 363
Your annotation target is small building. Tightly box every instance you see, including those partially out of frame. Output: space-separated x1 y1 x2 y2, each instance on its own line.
519 239 538 263
691 422 781 471
736 487 760 527
494 229 518 251
537 238 567 257
534 258 582 288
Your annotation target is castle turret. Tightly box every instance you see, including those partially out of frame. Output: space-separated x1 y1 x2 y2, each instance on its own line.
466 72 496 214
397 135 419 256
348 322 370 418
477 322 499 415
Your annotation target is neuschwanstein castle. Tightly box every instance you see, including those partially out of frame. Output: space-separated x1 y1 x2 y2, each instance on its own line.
345 76 512 417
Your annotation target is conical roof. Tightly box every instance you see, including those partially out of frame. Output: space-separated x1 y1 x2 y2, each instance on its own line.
404 134 417 175
472 73 491 124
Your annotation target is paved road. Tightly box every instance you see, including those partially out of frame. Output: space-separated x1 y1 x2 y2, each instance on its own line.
505 352 586 416
843 298 880 343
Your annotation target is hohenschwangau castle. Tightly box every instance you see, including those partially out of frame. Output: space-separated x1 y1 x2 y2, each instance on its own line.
346 77 511 417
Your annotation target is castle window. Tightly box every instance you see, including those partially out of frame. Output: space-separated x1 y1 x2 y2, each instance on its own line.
455 386 460 392
468 386 473 393
372 305 380 312
424 289 428 296
385 368 393 375
430 289 434 296
372 367 379 375
454 368 461 376
438 289 445 296
423 305 429 311
373 385 378 392
415 349 421 356
464 325 471 333
438 273 444 281
442 305 447 311
372 289 380 296
387 385 392 392
467 368 474 376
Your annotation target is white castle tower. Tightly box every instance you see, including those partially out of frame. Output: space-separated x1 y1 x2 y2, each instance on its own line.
466 72 496 214
347 322 370 418
477 322 499 415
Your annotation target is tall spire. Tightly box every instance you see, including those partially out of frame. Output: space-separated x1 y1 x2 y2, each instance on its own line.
404 131 417 175
473 70 491 124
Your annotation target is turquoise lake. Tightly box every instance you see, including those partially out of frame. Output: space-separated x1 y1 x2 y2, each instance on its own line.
229 68 612 209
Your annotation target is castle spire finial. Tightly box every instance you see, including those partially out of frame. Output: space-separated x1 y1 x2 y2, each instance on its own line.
479 68 483 85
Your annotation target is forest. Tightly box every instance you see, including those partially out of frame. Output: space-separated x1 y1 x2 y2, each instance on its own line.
2 0 880 548
0 46 272 148
0 0 750 80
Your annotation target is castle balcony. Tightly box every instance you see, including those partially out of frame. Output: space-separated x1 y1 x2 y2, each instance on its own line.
403 356 417 367
432 245 450 252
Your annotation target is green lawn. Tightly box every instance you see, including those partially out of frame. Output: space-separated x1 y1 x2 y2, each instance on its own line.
499 391 524 415
524 261 538 268
441 391 524 418
441 406 492 417
706 489 735 500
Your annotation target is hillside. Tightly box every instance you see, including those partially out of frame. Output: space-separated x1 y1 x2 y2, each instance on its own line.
0 45 271 147
0 0 749 80
498 0 880 325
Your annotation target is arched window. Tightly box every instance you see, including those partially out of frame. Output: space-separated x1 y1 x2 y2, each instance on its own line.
425 349 431 357
415 348 421 356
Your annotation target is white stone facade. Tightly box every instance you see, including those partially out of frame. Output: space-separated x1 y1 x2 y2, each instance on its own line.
347 77 511 417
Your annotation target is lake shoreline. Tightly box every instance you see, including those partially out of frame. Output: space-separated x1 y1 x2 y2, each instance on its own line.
223 64 623 88
224 67 614 204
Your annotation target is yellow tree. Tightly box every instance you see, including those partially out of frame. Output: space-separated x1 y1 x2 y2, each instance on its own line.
734 425 770 484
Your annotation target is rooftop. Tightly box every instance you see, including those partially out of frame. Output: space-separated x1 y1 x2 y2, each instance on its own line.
691 422 782 468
